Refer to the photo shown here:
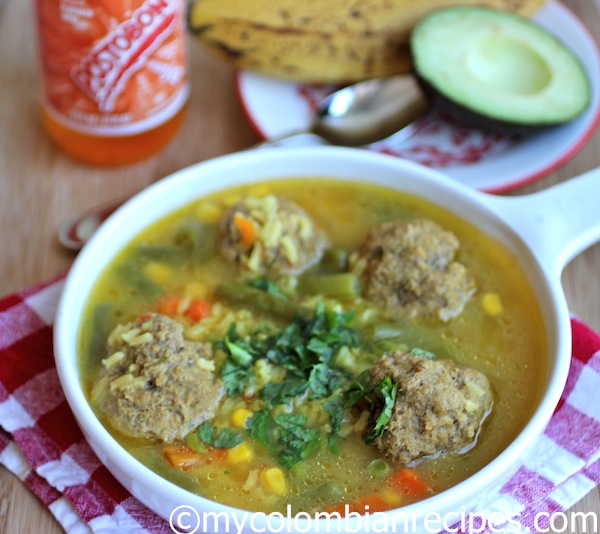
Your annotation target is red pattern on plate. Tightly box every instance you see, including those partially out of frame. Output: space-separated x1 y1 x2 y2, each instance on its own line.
298 83 520 167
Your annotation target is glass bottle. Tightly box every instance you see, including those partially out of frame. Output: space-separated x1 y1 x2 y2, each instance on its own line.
34 0 189 166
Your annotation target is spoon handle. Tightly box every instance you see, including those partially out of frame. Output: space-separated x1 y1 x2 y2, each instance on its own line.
253 129 323 148
58 197 129 251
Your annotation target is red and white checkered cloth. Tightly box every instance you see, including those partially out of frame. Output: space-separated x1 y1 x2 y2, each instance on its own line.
1 274 599 533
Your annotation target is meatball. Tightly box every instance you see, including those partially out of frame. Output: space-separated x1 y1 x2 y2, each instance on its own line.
370 349 493 465
219 195 327 274
98 313 224 442
355 218 476 321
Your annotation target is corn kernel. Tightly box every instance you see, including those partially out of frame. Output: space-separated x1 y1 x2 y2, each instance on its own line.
482 293 503 316
224 194 241 207
259 467 287 495
196 202 222 224
381 489 404 507
247 185 271 198
227 442 254 464
231 408 253 429
184 281 209 299
144 261 172 283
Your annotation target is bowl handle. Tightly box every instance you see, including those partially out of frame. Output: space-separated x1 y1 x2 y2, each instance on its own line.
484 167 600 279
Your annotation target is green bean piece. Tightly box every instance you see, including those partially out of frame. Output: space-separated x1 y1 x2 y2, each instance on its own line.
175 219 206 249
313 480 345 500
185 431 208 453
367 323 447 360
88 303 115 357
367 458 390 477
321 247 350 273
135 244 188 264
216 282 309 321
175 218 218 263
300 273 360 299
117 261 162 298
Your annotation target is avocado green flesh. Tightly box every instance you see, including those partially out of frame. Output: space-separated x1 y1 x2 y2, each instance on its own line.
465 35 551 95
411 6 590 133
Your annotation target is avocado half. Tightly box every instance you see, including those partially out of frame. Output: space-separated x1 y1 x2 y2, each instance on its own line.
410 6 591 136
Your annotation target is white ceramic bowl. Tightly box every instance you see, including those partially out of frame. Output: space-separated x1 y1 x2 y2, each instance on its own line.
54 146 600 533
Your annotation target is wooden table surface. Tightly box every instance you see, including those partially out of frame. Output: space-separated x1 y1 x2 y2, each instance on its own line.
1 0 600 532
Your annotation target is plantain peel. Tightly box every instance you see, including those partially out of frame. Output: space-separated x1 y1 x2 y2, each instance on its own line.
188 0 547 83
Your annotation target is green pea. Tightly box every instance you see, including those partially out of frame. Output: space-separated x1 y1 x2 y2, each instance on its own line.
314 480 345 500
367 458 390 477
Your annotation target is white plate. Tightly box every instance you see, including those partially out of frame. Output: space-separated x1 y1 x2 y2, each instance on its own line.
236 0 600 192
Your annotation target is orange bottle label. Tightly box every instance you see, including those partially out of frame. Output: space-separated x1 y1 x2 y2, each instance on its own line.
35 0 189 135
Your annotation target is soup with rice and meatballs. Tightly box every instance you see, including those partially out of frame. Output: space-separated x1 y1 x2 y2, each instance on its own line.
78 178 546 514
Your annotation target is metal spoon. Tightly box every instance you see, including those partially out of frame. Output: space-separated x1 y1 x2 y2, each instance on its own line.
260 74 428 147
58 74 428 251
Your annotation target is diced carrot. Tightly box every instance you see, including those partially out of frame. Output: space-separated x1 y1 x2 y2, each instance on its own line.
163 445 202 470
185 298 211 322
388 467 430 497
352 494 389 513
234 213 256 248
156 295 180 317
137 313 153 322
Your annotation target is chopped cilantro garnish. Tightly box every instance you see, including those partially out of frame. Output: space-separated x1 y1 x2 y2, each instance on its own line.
260 372 308 405
225 337 254 366
214 323 260 396
214 300 366 462
365 377 398 444
197 421 244 449
246 409 320 468
308 363 347 400
330 371 398 446
220 359 254 396
343 370 375 406
246 408 274 447
276 414 321 468
323 395 346 453
216 301 359 403
248 277 289 300
324 370 375 450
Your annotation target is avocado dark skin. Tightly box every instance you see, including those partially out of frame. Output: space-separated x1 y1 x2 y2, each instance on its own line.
408 6 590 138
413 70 552 138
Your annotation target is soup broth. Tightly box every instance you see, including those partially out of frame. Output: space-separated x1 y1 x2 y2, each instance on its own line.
78 178 547 514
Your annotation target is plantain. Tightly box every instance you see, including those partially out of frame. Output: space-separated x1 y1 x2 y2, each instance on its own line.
189 17 413 81
188 0 547 83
